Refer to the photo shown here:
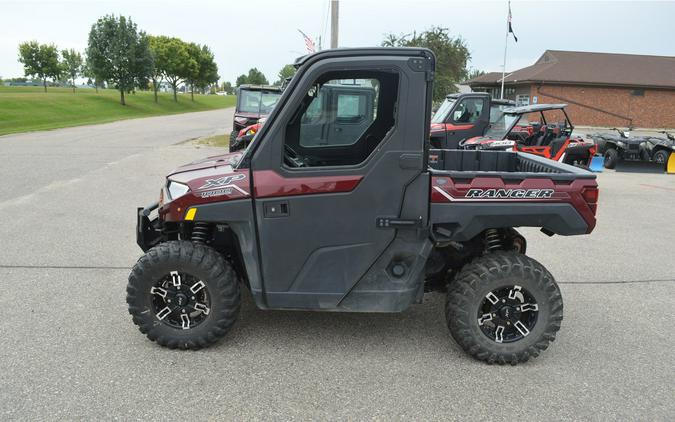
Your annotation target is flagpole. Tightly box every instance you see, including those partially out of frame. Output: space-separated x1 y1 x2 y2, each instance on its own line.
500 1 509 99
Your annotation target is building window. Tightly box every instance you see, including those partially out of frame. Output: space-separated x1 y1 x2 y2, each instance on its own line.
631 89 645 96
516 94 530 106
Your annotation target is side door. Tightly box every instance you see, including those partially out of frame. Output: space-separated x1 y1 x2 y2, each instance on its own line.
445 95 489 147
249 54 431 310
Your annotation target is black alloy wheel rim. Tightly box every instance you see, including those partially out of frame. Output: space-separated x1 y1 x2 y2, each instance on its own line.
477 285 539 344
150 271 211 330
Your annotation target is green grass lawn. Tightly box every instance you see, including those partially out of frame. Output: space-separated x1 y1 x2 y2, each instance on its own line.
0 86 236 136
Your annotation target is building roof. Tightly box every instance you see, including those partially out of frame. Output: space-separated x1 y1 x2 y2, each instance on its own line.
467 50 675 89
463 72 503 85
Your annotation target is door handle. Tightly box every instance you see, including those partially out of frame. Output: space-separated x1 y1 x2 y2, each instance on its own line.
263 201 289 218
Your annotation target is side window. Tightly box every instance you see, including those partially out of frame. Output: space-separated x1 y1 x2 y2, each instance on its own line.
336 94 366 120
452 98 484 124
284 71 399 168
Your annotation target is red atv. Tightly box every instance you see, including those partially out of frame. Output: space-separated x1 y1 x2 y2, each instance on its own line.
461 104 596 167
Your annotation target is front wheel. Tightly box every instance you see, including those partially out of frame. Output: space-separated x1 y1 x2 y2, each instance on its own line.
445 252 563 365
127 241 241 349
604 147 619 169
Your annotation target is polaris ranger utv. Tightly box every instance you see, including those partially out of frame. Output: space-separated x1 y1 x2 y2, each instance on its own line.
130 48 599 365
230 85 282 145
430 93 514 149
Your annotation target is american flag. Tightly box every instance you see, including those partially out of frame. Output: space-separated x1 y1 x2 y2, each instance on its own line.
298 29 316 53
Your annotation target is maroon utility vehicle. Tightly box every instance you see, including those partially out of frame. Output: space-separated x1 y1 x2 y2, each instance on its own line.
430 93 514 149
130 48 598 365
230 85 282 144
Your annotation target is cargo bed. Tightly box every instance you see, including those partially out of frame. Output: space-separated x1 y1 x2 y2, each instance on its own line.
428 149 595 180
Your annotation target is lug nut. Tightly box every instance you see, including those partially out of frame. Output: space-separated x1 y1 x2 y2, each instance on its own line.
191 296 195 300
167 299 172 303
182 309 186 313
502 299 506 303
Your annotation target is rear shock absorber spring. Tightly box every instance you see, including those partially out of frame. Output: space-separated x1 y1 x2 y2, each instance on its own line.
485 229 503 252
191 222 211 244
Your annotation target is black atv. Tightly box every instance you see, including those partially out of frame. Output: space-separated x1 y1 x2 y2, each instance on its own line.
589 128 675 170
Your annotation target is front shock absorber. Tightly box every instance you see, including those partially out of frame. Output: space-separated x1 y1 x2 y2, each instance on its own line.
191 222 211 244
485 229 503 252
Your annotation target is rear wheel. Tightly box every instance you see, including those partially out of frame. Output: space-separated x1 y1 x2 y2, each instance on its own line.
604 147 619 169
127 241 240 350
653 149 670 168
445 252 563 365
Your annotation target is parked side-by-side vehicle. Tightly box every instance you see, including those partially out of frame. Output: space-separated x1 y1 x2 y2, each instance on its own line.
130 48 598 365
460 103 597 167
230 85 282 144
430 93 514 149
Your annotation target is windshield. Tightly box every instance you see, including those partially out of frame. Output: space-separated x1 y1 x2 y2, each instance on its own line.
237 89 281 114
431 98 456 123
489 104 512 124
484 113 521 139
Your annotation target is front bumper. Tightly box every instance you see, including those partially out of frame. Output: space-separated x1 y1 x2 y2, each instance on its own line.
136 202 161 252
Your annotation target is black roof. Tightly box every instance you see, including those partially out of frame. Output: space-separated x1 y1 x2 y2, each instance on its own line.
445 92 514 106
294 47 434 67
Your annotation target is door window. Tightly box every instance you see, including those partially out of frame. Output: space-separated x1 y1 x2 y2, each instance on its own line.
452 98 484 124
284 71 399 167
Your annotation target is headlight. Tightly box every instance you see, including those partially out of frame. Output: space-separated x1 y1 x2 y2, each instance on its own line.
234 117 249 125
167 180 190 200
617 141 626 148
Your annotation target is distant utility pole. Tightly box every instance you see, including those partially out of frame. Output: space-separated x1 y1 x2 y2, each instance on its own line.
330 0 339 49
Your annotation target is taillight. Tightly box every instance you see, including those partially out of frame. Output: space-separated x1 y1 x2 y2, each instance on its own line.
582 187 599 214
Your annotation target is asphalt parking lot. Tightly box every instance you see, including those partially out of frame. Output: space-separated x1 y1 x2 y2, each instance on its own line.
1 111 673 420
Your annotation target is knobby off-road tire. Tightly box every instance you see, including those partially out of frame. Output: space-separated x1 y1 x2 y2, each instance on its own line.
652 149 670 168
445 252 563 365
229 131 238 151
604 148 619 169
127 241 241 350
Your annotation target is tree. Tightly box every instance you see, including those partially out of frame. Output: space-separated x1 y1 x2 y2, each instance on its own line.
185 42 219 100
466 68 486 81
275 64 296 86
85 15 153 105
235 68 268 86
151 37 196 102
61 49 83 93
17 41 61 92
82 62 102 93
147 35 168 102
221 81 233 95
382 27 470 102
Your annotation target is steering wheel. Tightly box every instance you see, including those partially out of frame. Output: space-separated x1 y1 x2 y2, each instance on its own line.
284 144 305 167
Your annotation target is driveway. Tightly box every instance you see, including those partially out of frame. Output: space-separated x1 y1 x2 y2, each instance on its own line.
0 112 673 420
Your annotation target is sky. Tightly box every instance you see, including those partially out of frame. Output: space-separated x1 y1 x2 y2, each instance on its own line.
1 0 674 84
